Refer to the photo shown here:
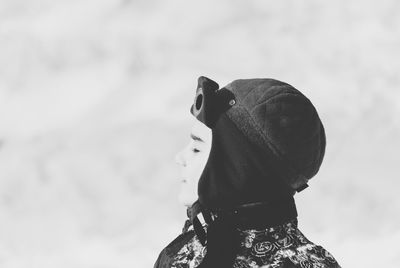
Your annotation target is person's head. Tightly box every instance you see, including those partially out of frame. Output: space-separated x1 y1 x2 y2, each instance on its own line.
190 76 326 210
175 119 212 207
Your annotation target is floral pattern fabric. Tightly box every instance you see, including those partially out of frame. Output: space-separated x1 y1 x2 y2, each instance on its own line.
154 219 341 268
232 220 340 268
172 227 207 268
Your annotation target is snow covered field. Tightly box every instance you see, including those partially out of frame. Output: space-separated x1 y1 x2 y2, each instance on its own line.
0 0 399 267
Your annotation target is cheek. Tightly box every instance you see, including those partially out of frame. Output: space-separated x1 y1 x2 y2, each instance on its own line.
184 165 202 183
180 153 209 187
189 154 209 177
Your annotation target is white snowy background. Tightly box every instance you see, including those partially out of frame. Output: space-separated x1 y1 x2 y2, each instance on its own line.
0 0 399 267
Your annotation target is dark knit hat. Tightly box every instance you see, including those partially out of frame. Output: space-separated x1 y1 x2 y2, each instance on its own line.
190 76 326 210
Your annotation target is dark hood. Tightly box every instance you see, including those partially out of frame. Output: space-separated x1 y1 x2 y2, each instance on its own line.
190 77 326 211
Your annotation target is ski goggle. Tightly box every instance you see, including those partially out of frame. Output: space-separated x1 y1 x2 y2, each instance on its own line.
190 76 236 128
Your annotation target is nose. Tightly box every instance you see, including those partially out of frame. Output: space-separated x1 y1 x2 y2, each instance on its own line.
174 150 186 167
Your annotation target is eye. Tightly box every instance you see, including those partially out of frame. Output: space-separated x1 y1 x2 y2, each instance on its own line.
192 148 200 153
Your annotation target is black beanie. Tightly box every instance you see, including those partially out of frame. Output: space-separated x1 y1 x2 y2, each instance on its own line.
190 77 326 210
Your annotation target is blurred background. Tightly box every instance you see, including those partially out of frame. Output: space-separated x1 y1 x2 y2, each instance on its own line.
0 0 399 267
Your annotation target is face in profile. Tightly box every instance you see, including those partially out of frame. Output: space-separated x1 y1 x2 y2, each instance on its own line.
175 119 212 207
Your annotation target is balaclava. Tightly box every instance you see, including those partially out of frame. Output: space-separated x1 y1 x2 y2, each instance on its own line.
190 76 326 268
191 76 325 209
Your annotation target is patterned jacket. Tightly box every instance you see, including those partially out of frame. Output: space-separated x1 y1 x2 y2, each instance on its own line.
154 218 341 268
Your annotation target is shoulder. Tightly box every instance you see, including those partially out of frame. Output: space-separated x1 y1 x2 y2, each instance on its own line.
154 228 207 268
233 221 341 268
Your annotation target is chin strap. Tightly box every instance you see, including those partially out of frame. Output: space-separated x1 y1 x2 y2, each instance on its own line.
211 196 298 229
186 200 209 246
296 182 309 193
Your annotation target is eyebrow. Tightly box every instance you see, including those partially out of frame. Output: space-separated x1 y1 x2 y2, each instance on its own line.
190 133 204 142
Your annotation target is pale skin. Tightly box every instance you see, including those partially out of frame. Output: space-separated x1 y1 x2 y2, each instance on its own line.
175 119 212 207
